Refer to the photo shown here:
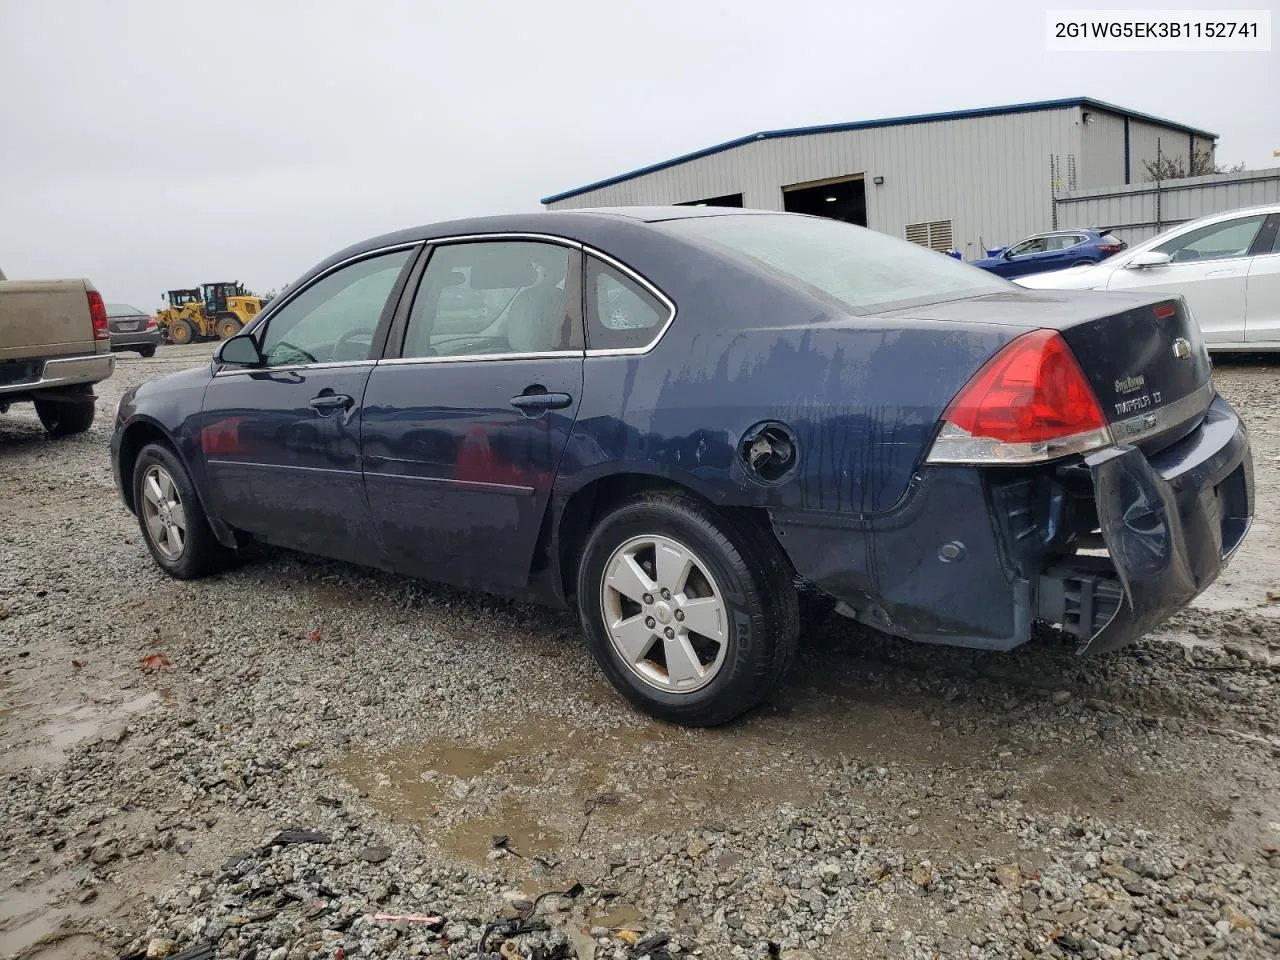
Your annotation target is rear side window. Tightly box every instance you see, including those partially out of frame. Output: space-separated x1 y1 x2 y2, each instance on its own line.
1044 234 1086 251
402 241 579 359
585 256 669 352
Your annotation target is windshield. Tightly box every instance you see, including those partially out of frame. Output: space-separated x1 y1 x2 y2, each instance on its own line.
106 303 145 317
664 214 1008 313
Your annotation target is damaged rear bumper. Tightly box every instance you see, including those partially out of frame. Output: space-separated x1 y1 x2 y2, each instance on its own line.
1040 395 1252 654
770 395 1253 654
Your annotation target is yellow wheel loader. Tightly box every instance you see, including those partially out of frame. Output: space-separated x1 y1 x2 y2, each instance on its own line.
201 282 263 339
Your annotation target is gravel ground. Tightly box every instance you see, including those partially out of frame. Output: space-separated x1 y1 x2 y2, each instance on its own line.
1 343 1279 960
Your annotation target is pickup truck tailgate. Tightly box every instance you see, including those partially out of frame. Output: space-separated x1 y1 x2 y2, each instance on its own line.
0 279 98 361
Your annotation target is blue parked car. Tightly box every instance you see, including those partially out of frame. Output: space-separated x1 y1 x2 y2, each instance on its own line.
111 209 1252 725
971 228 1127 279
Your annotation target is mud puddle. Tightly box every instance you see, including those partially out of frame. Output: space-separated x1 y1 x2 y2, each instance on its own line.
0 688 159 774
0 872 118 960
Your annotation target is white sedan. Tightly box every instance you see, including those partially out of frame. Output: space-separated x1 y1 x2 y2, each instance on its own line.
1015 204 1280 350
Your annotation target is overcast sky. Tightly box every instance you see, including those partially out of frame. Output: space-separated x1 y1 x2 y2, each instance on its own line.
1 0 1276 308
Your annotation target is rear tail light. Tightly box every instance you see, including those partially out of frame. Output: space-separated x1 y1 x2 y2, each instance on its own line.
146 318 159 330
926 329 1113 464
1098 243 1124 255
87 290 110 341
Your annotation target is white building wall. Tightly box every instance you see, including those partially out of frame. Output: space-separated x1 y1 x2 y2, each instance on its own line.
1127 120 1211 182
1079 110 1128 188
548 109 1086 258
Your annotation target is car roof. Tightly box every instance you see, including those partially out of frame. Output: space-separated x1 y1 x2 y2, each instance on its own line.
316 207 792 273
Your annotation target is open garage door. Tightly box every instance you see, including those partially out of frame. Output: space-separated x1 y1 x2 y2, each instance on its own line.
782 174 866 226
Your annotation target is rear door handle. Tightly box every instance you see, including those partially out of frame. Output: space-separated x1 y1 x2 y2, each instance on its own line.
309 393 354 415
510 392 573 411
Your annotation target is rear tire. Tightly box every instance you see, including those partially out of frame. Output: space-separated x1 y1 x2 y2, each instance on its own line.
138 346 156 358
132 442 234 579
576 492 799 726
34 389 95 437
168 319 194 345
216 316 242 340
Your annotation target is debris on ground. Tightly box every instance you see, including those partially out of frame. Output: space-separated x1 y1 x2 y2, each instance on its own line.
139 653 171 672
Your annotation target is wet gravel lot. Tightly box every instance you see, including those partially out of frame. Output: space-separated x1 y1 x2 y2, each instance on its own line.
2 343 1279 960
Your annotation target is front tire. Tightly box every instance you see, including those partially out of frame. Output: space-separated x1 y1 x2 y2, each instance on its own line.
132 443 234 579
168 319 194 345
216 316 242 340
35 389 95 437
577 492 799 726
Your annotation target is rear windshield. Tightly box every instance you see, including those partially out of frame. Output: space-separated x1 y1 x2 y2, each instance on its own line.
106 303 145 317
664 214 1008 313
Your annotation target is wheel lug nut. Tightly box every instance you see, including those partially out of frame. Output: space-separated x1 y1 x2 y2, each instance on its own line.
664 627 675 639
674 610 685 622
661 588 671 600
642 593 654 605
645 617 656 629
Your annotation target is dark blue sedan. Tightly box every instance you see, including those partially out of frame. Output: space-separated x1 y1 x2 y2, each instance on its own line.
971 228 1127 279
111 209 1252 725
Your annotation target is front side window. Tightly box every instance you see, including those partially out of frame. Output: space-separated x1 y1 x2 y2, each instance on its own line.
1155 215 1266 263
258 248 413 368
585 256 668 351
1007 236 1048 257
665 213 1008 314
402 241 577 359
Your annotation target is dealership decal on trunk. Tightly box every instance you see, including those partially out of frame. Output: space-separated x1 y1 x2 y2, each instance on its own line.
1115 374 1146 394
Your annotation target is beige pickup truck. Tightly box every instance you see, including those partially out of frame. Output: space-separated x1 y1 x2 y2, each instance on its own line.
0 270 116 436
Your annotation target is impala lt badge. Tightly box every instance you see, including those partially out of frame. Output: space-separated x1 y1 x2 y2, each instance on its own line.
1172 338 1192 359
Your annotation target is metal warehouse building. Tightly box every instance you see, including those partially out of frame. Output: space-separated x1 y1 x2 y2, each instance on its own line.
542 97 1216 259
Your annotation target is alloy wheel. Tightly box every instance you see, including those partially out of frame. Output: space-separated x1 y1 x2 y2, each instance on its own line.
599 534 728 693
140 464 186 561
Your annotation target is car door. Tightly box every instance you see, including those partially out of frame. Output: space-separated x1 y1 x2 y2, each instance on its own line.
1245 213 1280 344
1105 213 1266 344
199 245 417 564
360 237 584 592
998 236 1053 278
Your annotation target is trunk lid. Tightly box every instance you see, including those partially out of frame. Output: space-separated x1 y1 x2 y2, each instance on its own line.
876 288 1213 450
109 313 150 333
0 279 97 360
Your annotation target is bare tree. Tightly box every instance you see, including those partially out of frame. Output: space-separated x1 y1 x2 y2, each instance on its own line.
1144 148 1246 181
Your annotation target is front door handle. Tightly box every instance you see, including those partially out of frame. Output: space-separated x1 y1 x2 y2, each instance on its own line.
510 391 573 412
309 393 354 415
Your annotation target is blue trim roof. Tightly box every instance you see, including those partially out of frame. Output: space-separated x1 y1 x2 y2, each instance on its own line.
541 97 1218 204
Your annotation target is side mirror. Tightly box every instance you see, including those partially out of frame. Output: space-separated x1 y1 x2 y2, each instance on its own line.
217 332 263 367
1127 251 1172 269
